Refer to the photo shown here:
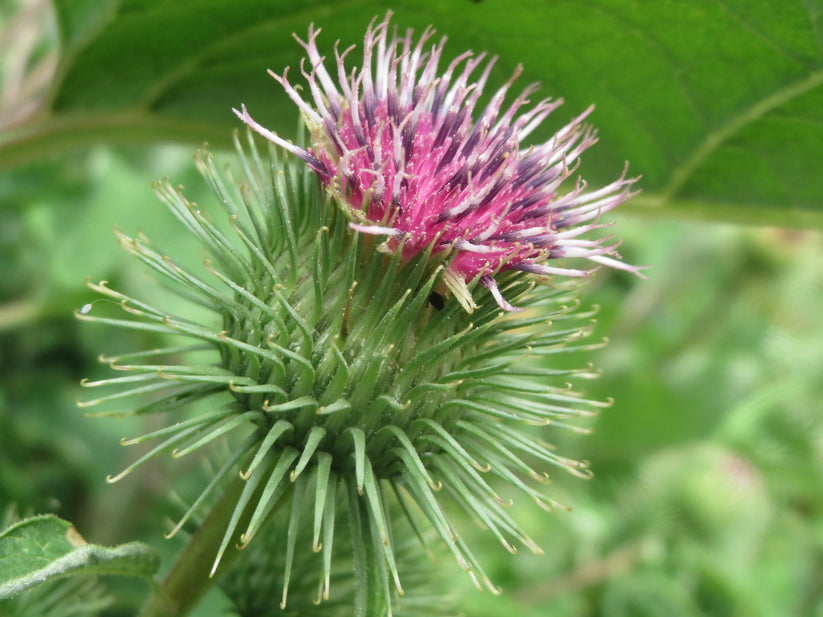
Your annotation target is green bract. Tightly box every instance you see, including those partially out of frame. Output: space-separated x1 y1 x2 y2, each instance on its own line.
78 131 609 615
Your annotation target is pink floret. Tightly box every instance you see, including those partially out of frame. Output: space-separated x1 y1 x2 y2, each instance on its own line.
234 12 643 311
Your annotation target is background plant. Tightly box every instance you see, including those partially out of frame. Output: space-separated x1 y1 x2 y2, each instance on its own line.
1 1 823 616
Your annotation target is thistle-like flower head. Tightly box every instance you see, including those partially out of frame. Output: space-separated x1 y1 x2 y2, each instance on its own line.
235 12 641 312
77 14 642 617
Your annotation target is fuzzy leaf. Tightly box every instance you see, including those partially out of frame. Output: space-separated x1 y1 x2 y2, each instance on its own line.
0 515 160 599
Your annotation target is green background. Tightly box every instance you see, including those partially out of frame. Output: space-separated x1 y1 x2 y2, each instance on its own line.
1 1 822 615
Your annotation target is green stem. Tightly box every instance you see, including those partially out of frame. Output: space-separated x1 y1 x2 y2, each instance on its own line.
136 476 247 617
0 112 234 172
622 194 823 230
0 297 41 332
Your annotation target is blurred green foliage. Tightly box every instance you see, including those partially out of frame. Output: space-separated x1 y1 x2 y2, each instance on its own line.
458 220 823 617
3 144 822 617
2 0 823 616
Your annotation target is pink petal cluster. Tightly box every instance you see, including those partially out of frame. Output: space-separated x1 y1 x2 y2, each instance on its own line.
235 12 642 311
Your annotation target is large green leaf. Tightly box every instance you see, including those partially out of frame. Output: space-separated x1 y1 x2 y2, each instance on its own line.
0 515 160 599
2 0 822 227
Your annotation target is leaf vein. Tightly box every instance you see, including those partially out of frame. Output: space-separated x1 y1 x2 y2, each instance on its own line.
711 0 818 67
662 69 823 200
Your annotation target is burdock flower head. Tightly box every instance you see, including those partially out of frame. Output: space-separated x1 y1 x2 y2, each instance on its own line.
235 12 641 312
78 12 641 617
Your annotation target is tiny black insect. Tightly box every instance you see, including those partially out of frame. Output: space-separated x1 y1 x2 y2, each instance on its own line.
428 291 445 310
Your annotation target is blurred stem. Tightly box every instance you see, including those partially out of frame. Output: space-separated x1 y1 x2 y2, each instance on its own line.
0 112 233 172
623 195 823 230
517 537 654 603
0 0 56 130
137 474 287 617
0 297 41 332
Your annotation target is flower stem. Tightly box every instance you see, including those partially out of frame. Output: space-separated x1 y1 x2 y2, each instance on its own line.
136 475 248 617
0 112 233 172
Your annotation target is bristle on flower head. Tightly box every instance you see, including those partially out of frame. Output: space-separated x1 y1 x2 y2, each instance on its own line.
234 11 642 312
